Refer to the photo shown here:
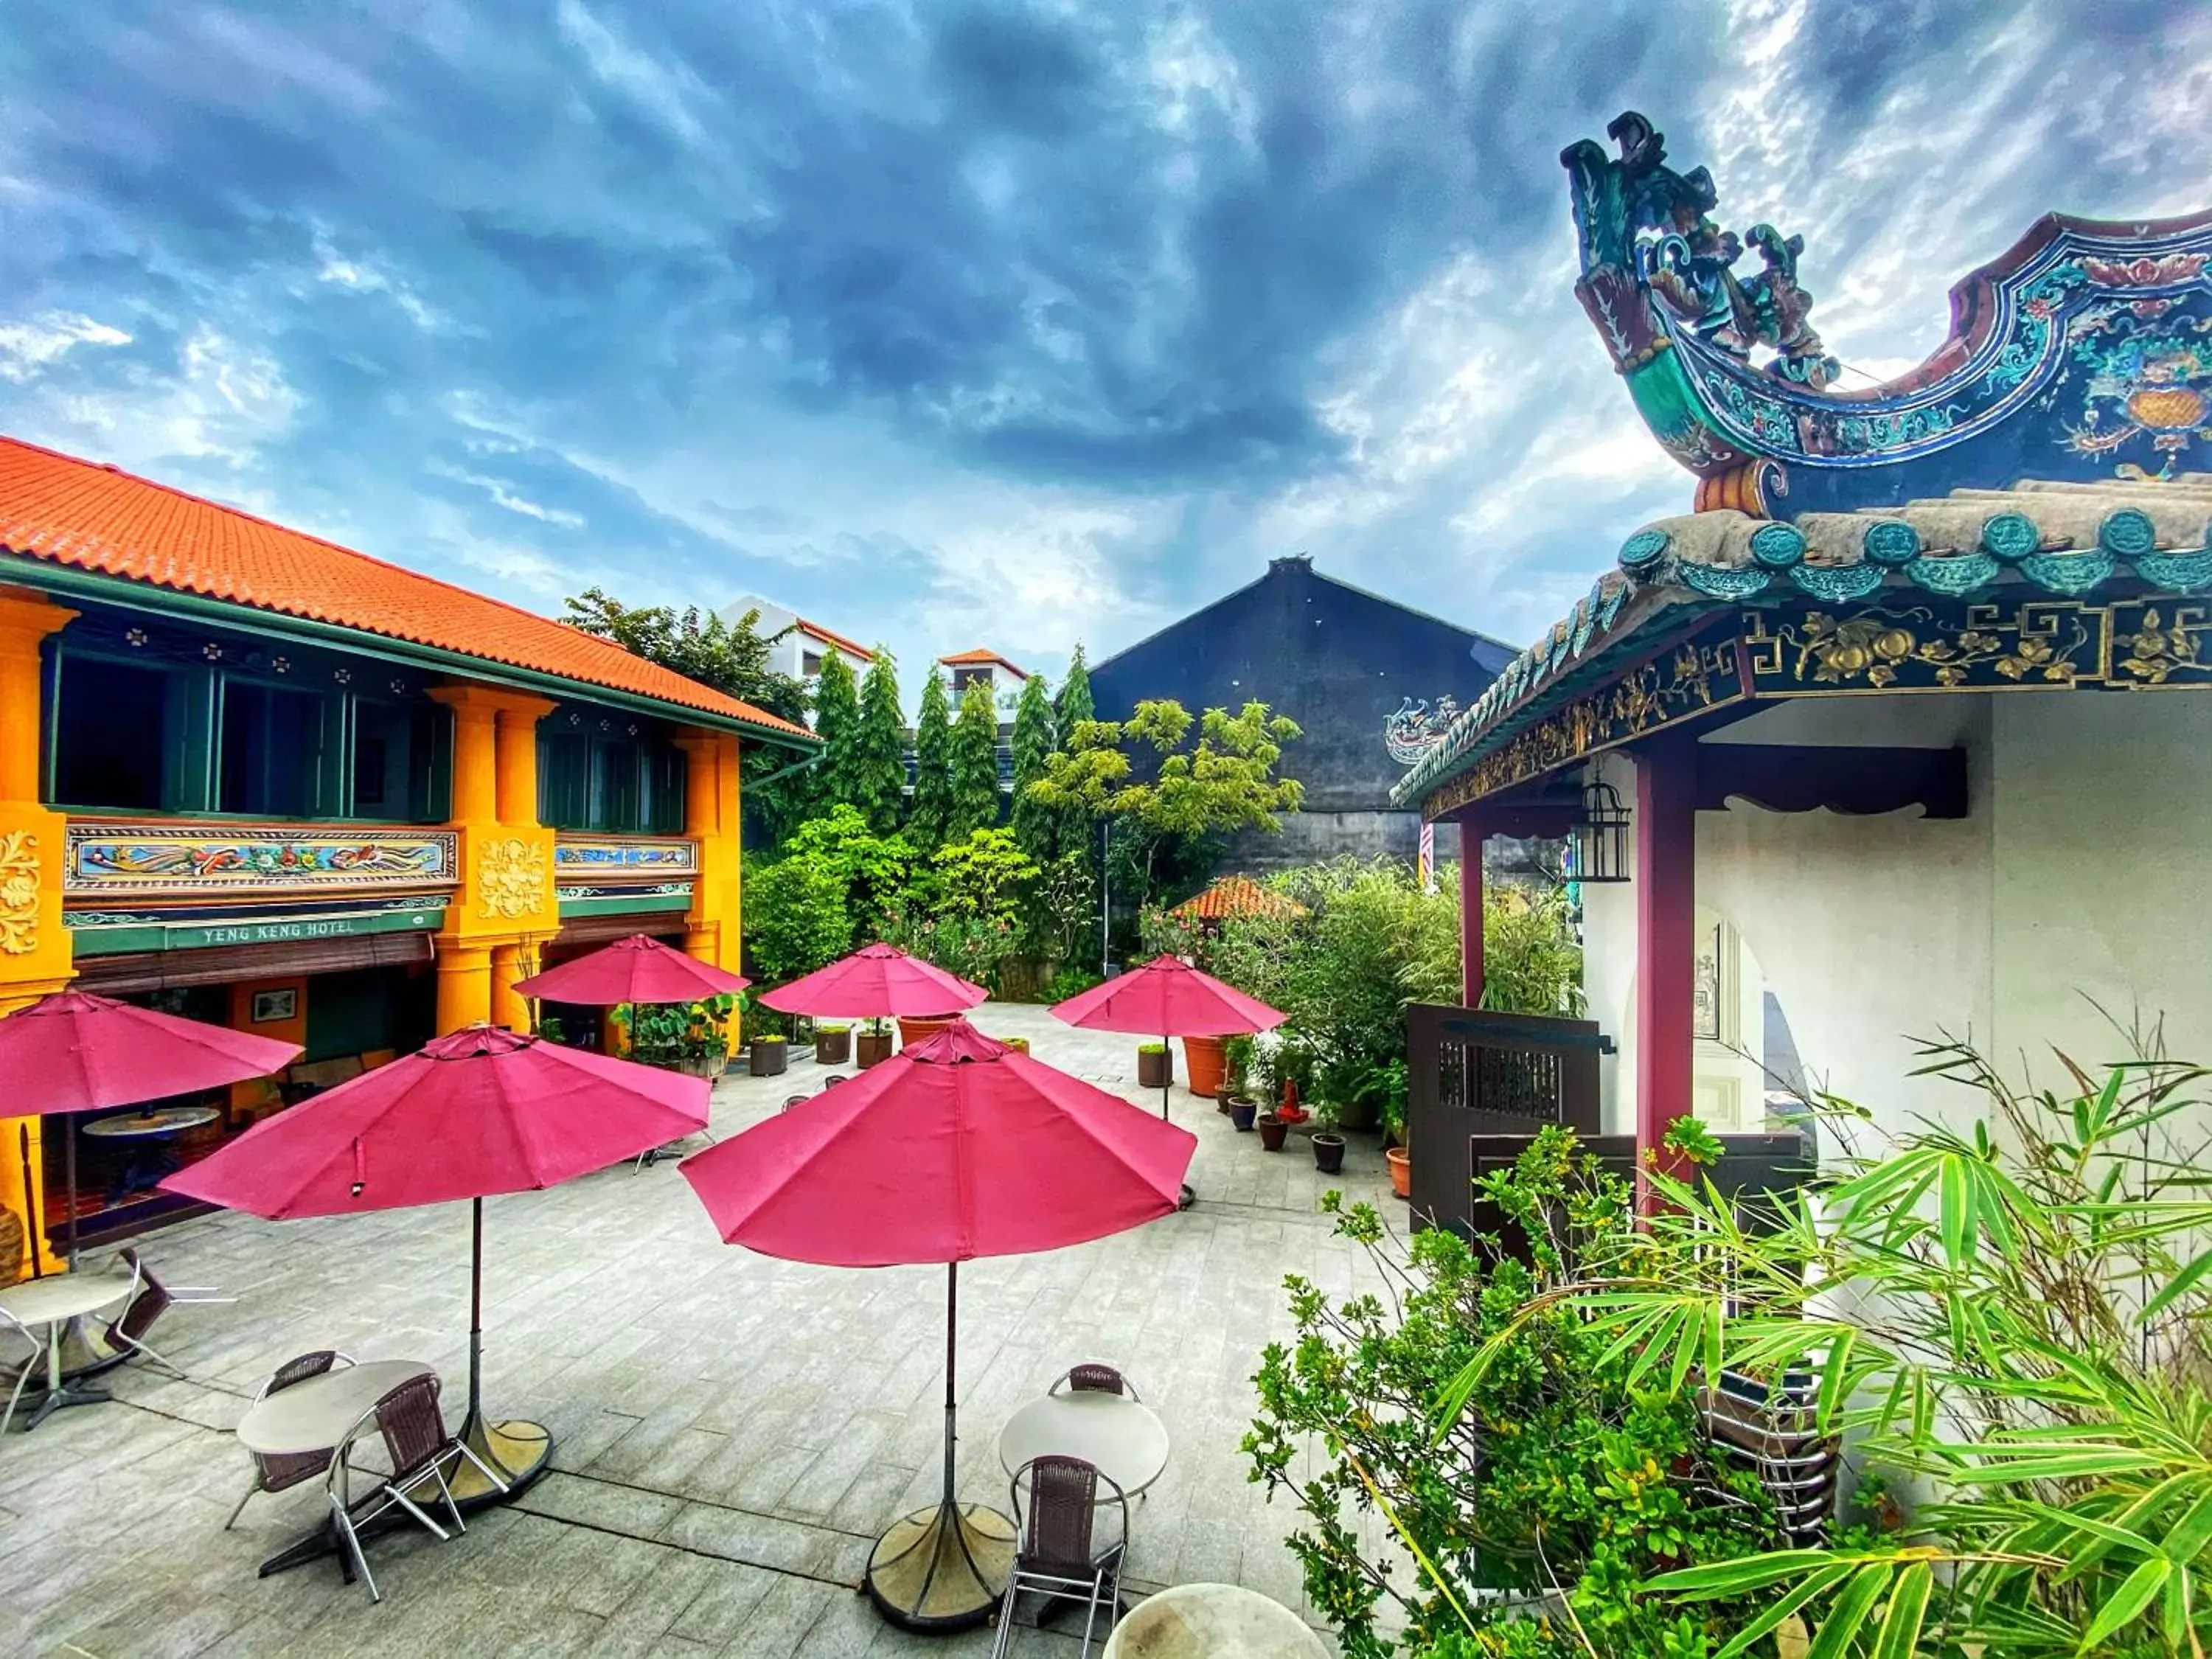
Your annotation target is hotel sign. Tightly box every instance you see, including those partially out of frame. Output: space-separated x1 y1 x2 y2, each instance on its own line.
66 905 445 958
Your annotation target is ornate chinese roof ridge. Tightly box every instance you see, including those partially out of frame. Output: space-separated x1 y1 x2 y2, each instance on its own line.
1170 874 1309 922
0 436 813 742
1393 473 2212 807
1562 111 2212 518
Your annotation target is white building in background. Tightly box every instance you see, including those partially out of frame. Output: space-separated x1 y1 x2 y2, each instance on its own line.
936 648 1029 704
720 594 874 693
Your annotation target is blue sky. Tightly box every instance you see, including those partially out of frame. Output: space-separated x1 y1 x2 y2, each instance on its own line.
1 1 2205 702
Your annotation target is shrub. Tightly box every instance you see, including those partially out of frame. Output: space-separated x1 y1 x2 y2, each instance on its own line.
1246 1137 1781 1659
1468 1043 2212 1657
1040 964 1103 1004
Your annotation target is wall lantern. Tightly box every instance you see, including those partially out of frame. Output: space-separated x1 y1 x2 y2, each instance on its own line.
1571 779 1632 883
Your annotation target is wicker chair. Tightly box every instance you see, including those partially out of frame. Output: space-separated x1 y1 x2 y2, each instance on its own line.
101 1248 229 1378
1048 1363 1141 1402
330 1372 504 1603
990 1455 1128 1659
224 1351 354 1529
782 1094 812 1113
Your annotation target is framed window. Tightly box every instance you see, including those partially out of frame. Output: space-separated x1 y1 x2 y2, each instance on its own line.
347 698 448 823
218 680 329 817
50 655 177 811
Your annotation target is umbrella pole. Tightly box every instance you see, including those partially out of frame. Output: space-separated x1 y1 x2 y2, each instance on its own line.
449 1194 554 1509
18 1123 42 1280
862 1259 1015 1630
63 1127 79 1269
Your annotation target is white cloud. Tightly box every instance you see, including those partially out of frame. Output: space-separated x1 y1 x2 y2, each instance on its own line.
556 0 711 147
0 312 131 382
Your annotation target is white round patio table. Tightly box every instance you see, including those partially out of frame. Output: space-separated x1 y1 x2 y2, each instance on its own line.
0 1271 135 1428
1102 1582 1328 1659
236 1358 434 1457
998 1391 1171 1498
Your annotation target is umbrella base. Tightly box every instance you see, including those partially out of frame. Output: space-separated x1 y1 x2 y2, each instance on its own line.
445 1412 554 1512
864 1498 1016 1630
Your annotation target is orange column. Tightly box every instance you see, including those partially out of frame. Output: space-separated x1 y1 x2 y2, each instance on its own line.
0 585 79 1278
428 686 556 1033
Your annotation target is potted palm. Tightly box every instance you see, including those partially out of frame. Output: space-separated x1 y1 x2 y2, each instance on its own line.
814 1023 852 1065
857 1019 894 1068
1136 1042 1172 1091
1311 1100 1346 1175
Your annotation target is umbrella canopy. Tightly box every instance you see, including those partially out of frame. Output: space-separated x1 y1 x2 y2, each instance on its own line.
163 1025 709 1500
1050 954 1284 1039
164 1025 707 1217
0 990 301 1273
681 1018 1194 1265
678 1019 1193 1630
755 942 986 1019
509 933 748 1007
0 990 302 1115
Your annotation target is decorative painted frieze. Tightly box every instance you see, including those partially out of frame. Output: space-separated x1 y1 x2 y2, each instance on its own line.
552 835 699 882
64 823 457 899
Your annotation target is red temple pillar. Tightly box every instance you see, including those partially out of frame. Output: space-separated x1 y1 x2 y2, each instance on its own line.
1459 813 1485 1009
1634 742 1695 1170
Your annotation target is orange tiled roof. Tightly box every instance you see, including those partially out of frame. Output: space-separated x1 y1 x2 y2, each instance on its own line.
1172 876 1308 921
796 617 873 660
939 647 1027 675
0 437 811 740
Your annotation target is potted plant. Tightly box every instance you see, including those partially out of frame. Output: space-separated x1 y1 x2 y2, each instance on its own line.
1136 1042 1172 1091
898 1014 957 1048
1003 1036 1030 1055
1257 1110 1289 1152
1183 1034 1227 1099
748 1033 789 1077
814 1023 852 1065
857 1019 894 1068
1377 1059 1411 1199
1311 1101 1345 1175
1230 1096 1259 1132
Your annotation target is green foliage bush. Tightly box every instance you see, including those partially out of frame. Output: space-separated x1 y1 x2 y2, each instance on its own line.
1245 1137 1780 1659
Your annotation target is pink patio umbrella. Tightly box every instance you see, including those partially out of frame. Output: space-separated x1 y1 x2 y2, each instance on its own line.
0 991 302 1273
1053 956 1285 1206
755 942 986 1020
511 933 748 1005
679 1019 1194 1630
163 1025 709 1498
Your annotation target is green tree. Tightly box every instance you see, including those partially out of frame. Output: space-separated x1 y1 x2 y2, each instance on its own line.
1007 669 1057 866
813 650 862 817
1054 643 1093 733
740 855 851 987
1026 698 1304 914
846 649 908 834
908 668 954 852
946 678 1002 841
563 589 815 838
779 804 914 945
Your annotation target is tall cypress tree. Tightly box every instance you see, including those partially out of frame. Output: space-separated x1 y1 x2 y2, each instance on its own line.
1050 644 1096 860
813 650 862 817
1008 669 1056 864
908 667 954 852
849 648 909 835
945 678 1004 841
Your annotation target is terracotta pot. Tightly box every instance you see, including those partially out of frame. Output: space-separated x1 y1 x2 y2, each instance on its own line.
1257 1113 1288 1152
1385 1145 1411 1199
813 1029 852 1065
1182 1034 1225 1099
856 1031 894 1068
897 1016 956 1048
748 1039 788 1078
1312 1133 1346 1175
1136 1047 1173 1090
1229 1099 1258 1132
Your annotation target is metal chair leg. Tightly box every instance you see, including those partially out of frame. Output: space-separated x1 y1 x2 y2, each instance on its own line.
332 1498 380 1604
1 1356 36 1438
453 1436 512 1494
1079 1576 1104 1659
120 1337 191 1381
431 1461 466 1534
989 1579 1019 1659
223 1472 262 1531
382 1484 451 1543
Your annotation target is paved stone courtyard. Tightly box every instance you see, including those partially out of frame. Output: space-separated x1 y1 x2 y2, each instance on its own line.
2 1005 1394 1658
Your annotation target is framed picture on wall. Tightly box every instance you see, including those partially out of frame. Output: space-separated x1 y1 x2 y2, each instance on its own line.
1691 921 1725 1043
250 987 298 1024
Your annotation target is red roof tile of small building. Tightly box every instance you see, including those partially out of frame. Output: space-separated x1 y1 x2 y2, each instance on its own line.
796 618 873 660
1172 876 1308 921
0 437 811 740
938 647 1027 675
